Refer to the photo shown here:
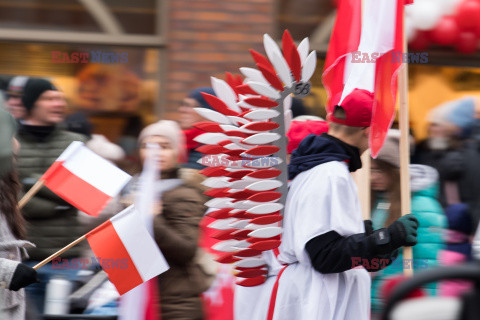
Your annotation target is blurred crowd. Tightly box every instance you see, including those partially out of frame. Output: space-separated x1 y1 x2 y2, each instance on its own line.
0 74 479 320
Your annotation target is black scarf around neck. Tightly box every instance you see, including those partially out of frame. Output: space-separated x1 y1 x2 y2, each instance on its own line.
288 133 362 180
18 122 55 142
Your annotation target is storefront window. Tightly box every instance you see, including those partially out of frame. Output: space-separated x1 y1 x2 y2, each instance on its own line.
0 0 157 35
0 42 161 145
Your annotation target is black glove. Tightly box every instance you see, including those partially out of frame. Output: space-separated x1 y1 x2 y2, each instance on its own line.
9 263 38 291
388 214 419 248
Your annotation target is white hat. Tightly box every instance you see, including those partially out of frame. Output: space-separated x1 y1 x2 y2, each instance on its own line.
138 120 186 161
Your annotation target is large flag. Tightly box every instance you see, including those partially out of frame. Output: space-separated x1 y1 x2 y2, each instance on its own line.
119 143 162 320
322 0 407 157
86 205 169 295
41 141 131 216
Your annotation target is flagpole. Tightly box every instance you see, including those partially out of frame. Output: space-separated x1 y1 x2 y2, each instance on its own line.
399 5 413 277
18 180 44 209
354 150 371 220
33 235 86 270
354 0 371 222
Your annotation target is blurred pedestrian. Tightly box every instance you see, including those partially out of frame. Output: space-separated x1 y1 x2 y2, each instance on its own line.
178 87 216 170
370 129 447 314
5 76 29 120
0 109 38 320
438 203 474 297
437 97 480 225
414 97 480 209
290 97 311 118
15 78 88 314
64 112 93 139
120 120 210 319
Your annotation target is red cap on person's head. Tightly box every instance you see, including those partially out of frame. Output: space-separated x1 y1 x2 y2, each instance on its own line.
287 120 329 154
327 89 374 127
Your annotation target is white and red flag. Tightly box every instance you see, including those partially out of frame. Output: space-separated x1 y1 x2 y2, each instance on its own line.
323 0 409 157
40 141 131 216
86 205 169 295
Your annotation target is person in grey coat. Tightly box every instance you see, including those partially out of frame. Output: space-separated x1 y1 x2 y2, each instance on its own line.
0 108 38 319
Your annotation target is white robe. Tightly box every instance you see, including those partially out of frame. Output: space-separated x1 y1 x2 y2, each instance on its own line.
235 161 371 320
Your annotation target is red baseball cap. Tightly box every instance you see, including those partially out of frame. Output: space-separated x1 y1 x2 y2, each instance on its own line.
327 89 374 127
287 120 329 153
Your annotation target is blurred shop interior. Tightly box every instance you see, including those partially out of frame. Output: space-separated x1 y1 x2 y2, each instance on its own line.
0 0 479 142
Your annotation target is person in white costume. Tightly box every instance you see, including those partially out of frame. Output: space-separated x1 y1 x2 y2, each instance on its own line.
236 89 419 320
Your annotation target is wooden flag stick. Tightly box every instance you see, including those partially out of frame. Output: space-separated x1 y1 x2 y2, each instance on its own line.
354 150 371 220
399 8 413 277
33 235 86 270
18 179 45 209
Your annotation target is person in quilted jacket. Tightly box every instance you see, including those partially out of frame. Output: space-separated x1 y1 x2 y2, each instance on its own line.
0 109 37 320
370 129 447 315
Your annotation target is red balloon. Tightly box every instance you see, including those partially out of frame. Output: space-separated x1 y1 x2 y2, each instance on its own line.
430 16 459 46
409 31 430 51
456 31 479 54
456 0 480 31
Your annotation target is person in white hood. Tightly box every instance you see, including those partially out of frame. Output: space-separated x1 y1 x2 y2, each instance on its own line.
237 90 419 320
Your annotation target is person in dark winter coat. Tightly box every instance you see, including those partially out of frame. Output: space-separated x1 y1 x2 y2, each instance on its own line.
120 120 210 320
439 121 480 226
0 109 38 320
15 78 87 313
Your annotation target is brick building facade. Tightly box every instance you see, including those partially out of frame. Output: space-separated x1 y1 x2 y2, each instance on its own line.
165 0 276 117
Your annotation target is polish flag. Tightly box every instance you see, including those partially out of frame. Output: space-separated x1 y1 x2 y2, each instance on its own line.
322 0 409 157
86 205 169 295
41 141 131 216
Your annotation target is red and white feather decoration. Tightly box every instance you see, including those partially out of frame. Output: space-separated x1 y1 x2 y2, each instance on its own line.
195 30 317 287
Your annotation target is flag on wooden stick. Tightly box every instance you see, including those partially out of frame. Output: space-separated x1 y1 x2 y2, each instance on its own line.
86 205 169 295
322 0 407 157
41 141 131 216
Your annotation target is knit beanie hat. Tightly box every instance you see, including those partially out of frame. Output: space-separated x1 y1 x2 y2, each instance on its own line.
376 129 415 168
22 78 57 112
447 97 477 131
427 101 457 126
187 87 215 109
445 203 473 235
376 129 401 168
138 120 186 161
0 109 17 176
7 76 29 95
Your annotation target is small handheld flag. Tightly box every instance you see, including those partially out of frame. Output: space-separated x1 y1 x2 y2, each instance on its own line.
86 205 169 295
40 141 131 216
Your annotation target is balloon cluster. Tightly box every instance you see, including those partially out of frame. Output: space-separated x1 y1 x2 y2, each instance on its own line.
406 0 480 54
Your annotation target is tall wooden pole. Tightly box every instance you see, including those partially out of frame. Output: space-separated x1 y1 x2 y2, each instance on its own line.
354 0 371 222
354 150 371 221
399 7 413 277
